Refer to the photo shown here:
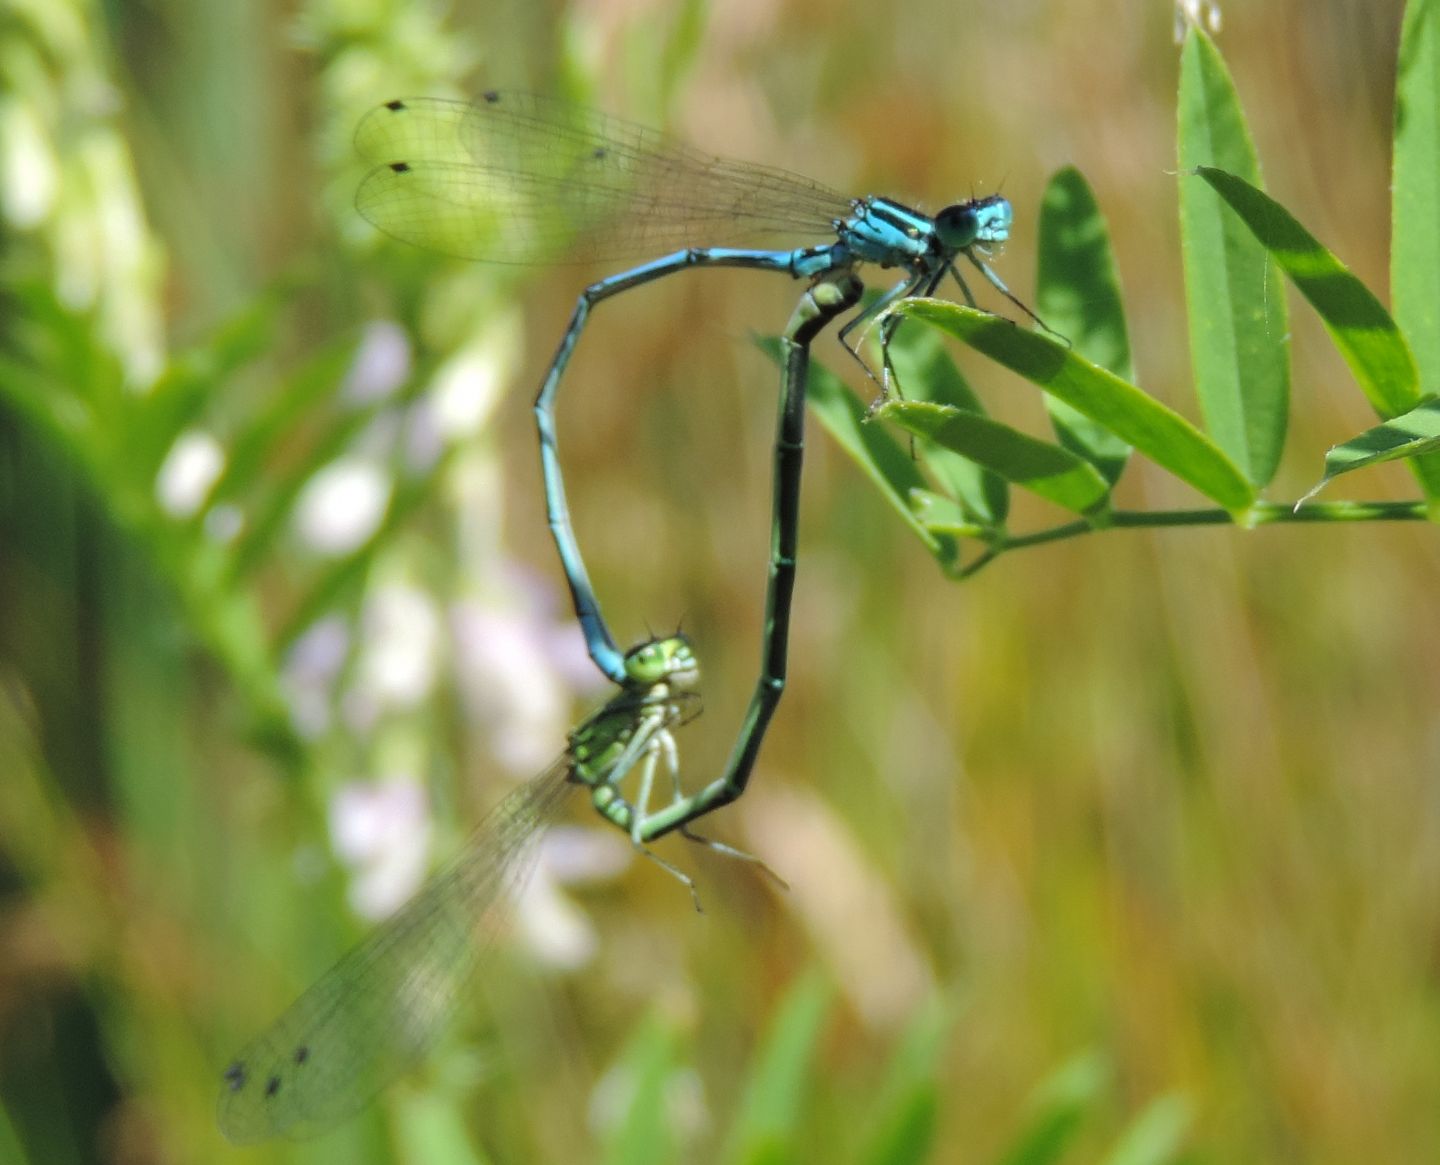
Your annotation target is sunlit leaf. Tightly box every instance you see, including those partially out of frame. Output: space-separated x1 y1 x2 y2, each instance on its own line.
1178 28 1290 488
896 300 1255 512
881 401 1111 515
1299 396 1440 505
1036 166 1133 484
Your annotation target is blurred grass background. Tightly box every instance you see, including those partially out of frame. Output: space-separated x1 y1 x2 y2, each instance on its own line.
3 0 1439 1162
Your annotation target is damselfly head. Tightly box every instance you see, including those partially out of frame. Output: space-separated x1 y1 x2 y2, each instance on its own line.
622 635 699 691
934 195 1012 251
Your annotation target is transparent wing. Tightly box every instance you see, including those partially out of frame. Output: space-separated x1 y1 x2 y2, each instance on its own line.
354 94 853 264
216 761 574 1144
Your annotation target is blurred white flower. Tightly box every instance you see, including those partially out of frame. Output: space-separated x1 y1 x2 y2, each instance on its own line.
155 429 225 517
516 824 631 970
429 339 507 441
63 131 166 388
0 98 58 228
282 615 351 738
451 597 573 775
329 773 433 920
538 824 631 884
204 502 244 544
294 456 392 554
341 319 412 406
356 583 442 712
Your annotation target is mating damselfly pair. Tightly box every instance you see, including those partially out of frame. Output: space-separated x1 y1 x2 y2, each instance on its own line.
218 89 1023 1142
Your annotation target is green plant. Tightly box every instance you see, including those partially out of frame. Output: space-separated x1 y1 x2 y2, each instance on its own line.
807 18 1440 579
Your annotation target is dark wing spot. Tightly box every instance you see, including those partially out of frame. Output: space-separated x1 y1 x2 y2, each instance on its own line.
483 90 500 104
265 1075 282 1098
384 99 406 112
389 162 411 173
294 1045 309 1065
592 147 607 160
223 1062 247 1092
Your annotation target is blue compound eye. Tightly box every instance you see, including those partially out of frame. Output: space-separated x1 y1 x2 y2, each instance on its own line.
933 203 980 249
935 196 1012 249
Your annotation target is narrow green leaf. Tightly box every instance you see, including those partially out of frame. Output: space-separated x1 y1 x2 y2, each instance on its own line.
1197 163 1440 497
897 300 1256 512
858 994 953 1165
996 1053 1110 1165
392 1092 493 1165
600 1012 682 1165
1299 396 1440 505
128 292 287 484
1178 28 1290 488
757 338 960 570
1100 1095 1192 1165
657 0 708 111
1196 166 1419 414
201 336 357 515
1393 0 1440 392
1388 0 1440 501
722 969 831 1165
1036 166 1133 483
882 401 1111 515
906 489 985 537
0 353 99 461
887 321 1010 526
0 1104 30 1165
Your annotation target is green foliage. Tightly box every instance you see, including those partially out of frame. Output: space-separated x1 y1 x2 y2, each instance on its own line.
721 969 831 1165
1177 27 1289 488
1035 166 1133 484
1299 397 1440 507
5 1 1440 1163
1393 0 1440 391
892 302 1256 513
881 400 1114 517
800 13 1440 576
995 1053 1110 1165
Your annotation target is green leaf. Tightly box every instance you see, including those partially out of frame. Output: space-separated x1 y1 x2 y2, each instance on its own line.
1387 0 1440 499
1177 27 1290 488
599 1012 682 1165
757 338 960 571
0 1104 30 1165
200 335 358 518
858 994 953 1165
896 301 1256 513
656 0 708 111
1099 1095 1192 1165
1299 396 1440 505
392 1092 493 1165
1393 0 1440 393
1197 163 1440 498
721 969 831 1165
996 1052 1110 1165
1035 166 1133 483
1196 166 1420 415
128 289 288 485
887 320 1010 526
906 489 986 537
881 401 1111 515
